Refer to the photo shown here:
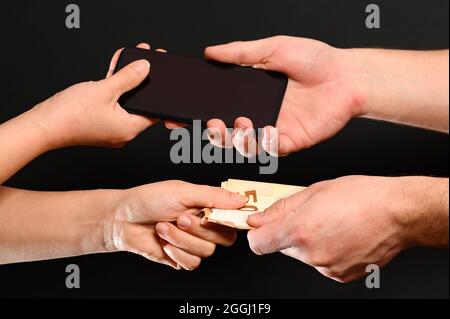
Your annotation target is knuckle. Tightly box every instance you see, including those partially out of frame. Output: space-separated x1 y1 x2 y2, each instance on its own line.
327 271 350 283
336 276 350 283
201 185 222 207
169 180 187 187
233 41 246 63
290 226 308 247
124 129 139 142
114 68 136 90
99 81 117 101
108 133 134 148
272 35 290 43
308 251 332 267
317 267 338 279
123 75 135 91
271 198 285 212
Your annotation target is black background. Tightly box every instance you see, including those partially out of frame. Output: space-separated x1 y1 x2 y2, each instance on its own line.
0 0 448 299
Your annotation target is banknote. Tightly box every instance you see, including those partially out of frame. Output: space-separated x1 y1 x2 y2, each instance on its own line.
204 179 305 230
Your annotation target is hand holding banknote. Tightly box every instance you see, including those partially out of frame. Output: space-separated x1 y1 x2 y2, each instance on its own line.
246 176 449 283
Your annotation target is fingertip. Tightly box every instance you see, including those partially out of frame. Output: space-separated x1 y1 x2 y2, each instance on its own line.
206 119 229 148
134 59 151 75
235 117 253 130
177 215 192 230
204 43 231 62
246 212 263 228
156 223 169 237
204 46 215 60
200 216 211 227
165 121 186 130
207 119 226 130
261 126 280 157
246 229 262 256
137 42 151 50
223 231 238 247
231 192 250 205
278 134 298 157
232 120 259 158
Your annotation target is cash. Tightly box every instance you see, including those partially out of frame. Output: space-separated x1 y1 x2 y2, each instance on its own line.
204 179 305 230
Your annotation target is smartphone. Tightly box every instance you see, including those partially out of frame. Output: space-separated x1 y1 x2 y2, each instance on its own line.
114 48 288 128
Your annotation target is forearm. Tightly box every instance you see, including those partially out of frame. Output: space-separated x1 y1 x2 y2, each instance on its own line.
0 104 58 185
0 186 119 264
347 49 449 132
395 176 449 249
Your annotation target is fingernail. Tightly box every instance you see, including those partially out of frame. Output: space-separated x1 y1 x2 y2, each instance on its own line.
232 193 249 203
178 216 191 229
156 223 169 236
232 127 243 140
232 130 245 152
200 217 208 226
163 245 174 258
133 60 151 74
206 128 221 147
262 127 279 157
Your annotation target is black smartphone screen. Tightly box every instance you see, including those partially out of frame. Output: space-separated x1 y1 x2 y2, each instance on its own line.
114 48 288 128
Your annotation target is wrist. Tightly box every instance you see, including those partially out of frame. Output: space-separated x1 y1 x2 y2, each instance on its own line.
96 189 127 253
73 189 124 255
29 100 71 150
391 177 449 249
341 48 377 118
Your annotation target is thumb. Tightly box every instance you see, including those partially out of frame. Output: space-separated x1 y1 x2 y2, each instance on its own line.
180 184 249 209
247 197 289 228
204 36 287 69
105 59 150 97
248 187 311 228
247 216 293 255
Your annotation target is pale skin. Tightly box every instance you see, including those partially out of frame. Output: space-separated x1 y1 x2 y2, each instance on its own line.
205 36 449 282
0 43 247 269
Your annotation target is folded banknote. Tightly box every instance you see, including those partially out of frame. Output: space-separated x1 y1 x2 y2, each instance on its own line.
204 179 305 230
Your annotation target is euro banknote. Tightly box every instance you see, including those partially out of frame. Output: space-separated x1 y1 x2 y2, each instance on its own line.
204 179 305 229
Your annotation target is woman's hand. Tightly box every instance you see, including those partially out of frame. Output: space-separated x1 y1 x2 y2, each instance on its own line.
29 43 184 150
104 180 248 270
29 43 153 149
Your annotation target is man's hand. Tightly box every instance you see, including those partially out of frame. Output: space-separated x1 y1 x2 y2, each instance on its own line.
205 36 449 157
246 176 449 282
205 36 364 157
104 181 248 270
